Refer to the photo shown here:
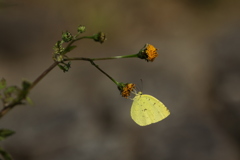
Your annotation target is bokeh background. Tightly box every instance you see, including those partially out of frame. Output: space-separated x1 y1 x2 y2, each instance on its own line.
0 0 240 160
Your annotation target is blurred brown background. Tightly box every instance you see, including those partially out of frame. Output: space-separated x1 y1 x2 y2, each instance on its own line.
0 0 240 160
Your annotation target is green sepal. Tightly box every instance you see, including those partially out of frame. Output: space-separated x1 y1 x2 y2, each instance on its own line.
62 31 73 42
93 32 106 43
77 25 86 33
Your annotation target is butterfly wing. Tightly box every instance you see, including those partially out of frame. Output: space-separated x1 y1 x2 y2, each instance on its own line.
131 94 170 126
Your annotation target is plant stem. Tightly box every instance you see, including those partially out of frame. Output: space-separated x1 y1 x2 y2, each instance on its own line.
66 57 118 85
30 62 58 90
90 60 119 85
0 102 21 119
66 54 138 61
65 36 93 51
0 53 137 118
0 62 59 119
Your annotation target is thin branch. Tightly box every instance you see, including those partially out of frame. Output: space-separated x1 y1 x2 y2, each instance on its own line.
89 60 119 85
0 62 59 119
30 62 58 90
0 54 137 118
65 54 138 61
64 57 119 85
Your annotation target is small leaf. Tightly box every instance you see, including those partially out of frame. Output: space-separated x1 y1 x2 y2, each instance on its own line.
22 80 31 91
58 62 71 72
58 64 67 72
4 86 18 97
66 61 71 68
18 80 31 100
0 78 6 90
0 129 15 141
26 96 33 105
62 45 77 54
66 45 77 52
0 147 13 160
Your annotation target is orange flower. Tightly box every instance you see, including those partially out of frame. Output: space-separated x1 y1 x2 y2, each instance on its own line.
118 83 136 98
137 44 158 62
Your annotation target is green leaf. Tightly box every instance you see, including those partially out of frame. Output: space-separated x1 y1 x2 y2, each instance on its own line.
66 45 77 52
62 45 77 55
26 96 33 105
58 64 66 72
18 80 31 100
0 147 13 160
22 80 31 91
66 61 71 68
0 78 6 90
3 86 18 97
0 129 15 141
58 62 71 72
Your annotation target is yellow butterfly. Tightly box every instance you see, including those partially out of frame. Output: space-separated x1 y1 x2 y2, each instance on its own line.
131 92 170 126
